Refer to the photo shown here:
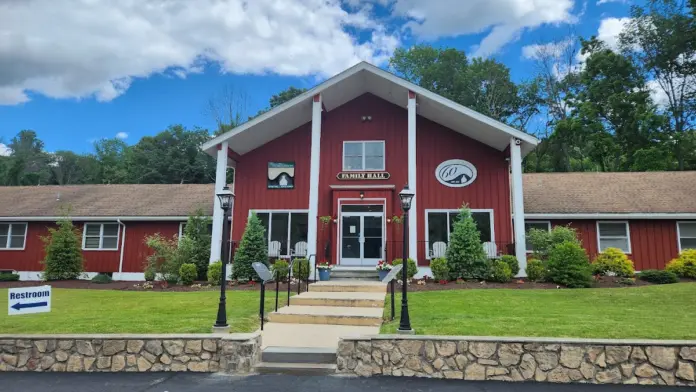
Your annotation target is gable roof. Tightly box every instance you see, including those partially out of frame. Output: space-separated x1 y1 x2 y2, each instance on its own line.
201 61 539 157
0 184 213 220
524 172 696 216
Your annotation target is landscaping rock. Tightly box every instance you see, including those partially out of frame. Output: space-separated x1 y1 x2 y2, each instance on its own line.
680 347 696 362
145 341 164 356
35 340 48 353
102 340 126 356
443 370 463 379
454 354 468 370
519 354 536 379
97 356 111 369
469 342 497 359
137 357 151 372
127 340 144 353
67 355 83 372
646 346 677 370
635 363 657 378
596 368 622 384
532 352 559 371
498 344 523 366
185 340 202 354
435 341 456 357
202 339 217 352
559 346 584 369
424 341 436 360
605 346 631 365
75 341 94 356
464 363 485 380
547 367 571 383
676 362 695 381
631 347 647 362
397 340 422 356
84 357 95 371
110 355 126 371
620 363 634 377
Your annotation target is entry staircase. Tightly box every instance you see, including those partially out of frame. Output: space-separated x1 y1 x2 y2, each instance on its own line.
256 280 387 375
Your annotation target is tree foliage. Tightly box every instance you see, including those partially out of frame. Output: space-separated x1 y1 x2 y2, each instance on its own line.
42 217 84 280
445 205 488 279
231 214 268 281
182 209 212 280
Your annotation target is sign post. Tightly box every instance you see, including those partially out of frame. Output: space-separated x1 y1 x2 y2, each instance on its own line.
381 265 403 321
252 262 274 331
8 285 52 316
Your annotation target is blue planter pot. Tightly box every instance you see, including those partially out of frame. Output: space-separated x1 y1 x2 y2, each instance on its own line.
378 270 389 281
318 269 331 281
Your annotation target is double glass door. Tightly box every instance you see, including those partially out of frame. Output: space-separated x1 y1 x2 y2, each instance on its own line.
341 208 384 266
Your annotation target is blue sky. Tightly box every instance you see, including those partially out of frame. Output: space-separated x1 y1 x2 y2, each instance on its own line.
0 0 637 154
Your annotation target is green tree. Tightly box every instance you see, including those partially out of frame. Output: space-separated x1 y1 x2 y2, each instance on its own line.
49 151 101 185
6 130 51 185
269 86 307 108
41 217 84 280
182 209 212 279
445 205 488 279
94 138 129 184
231 214 268 281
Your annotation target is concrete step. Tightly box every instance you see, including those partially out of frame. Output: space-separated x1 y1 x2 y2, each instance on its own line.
290 291 385 308
331 267 380 281
309 280 387 293
260 323 381 349
268 305 383 326
262 346 336 364
254 362 337 375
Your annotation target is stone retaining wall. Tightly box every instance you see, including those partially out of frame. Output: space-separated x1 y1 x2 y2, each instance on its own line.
0 333 261 373
337 335 696 386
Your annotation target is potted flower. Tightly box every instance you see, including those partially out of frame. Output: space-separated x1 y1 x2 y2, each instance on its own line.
317 262 333 281
375 260 392 281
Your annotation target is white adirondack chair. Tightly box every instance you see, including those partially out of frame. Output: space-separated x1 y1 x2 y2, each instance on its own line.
482 242 498 258
431 241 447 258
268 241 282 258
294 241 308 257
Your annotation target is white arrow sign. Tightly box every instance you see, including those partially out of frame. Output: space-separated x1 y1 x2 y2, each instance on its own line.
8 285 52 315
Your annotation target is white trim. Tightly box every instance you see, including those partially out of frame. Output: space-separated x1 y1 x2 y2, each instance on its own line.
342 140 386 172
249 209 310 259
0 216 202 222
510 138 527 276
677 221 696 252
117 219 126 274
423 209 496 260
210 141 229 263
307 95 322 275
0 222 28 250
524 213 696 220
81 222 120 251
112 272 145 281
524 220 551 253
16 271 110 281
407 92 417 262
329 185 396 190
596 221 632 254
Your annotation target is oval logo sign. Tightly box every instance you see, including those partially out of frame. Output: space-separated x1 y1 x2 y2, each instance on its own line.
435 159 477 187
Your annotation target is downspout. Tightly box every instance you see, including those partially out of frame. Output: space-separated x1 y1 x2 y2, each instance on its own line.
117 219 127 278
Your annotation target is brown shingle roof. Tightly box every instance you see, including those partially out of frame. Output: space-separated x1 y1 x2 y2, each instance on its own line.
0 184 214 218
524 172 696 214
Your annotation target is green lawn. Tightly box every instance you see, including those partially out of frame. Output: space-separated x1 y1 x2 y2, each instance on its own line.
0 289 288 334
381 283 696 340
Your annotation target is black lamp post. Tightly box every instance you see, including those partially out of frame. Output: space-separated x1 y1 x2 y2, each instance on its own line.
398 184 415 333
214 185 234 330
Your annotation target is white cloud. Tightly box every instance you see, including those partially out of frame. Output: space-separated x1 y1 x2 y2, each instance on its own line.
115 132 128 140
0 0 400 105
596 17 631 51
521 38 574 60
597 0 627 5
388 0 576 57
0 143 11 156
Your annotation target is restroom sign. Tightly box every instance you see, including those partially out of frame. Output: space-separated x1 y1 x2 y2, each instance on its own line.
8 285 52 315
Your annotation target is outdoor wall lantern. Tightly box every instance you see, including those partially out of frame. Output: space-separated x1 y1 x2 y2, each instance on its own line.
397 184 415 334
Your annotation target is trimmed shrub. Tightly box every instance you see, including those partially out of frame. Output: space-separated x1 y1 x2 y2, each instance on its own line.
232 214 268 281
144 268 156 282
430 258 449 282
181 209 212 280
445 205 488 280
666 249 696 279
179 263 198 285
145 234 181 283
547 241 593 288
526 258 546 282
499 255 520 276
528 225 580 260
207 261 223 285
487 259 512 283
272 260 290 281
591 248 635 277
638 269 679 284
0 273 20 281
292 258 310 281
391 258 418 280
91 273 112 284
42 218 84 281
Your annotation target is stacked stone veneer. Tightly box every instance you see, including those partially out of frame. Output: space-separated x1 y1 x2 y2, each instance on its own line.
0 333 260 373
337 336 696 386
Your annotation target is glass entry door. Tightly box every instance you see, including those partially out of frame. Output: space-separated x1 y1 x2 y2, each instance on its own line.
340 211 384 266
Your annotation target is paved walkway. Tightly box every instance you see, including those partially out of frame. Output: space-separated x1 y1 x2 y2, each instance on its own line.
0 373 676 392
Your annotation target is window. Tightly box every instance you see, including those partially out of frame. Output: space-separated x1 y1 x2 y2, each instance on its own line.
343 141 385 171
252 211 308 257
0 223 27 250
83 223 119 250
678 222 696 251
524 221 551 252
597 221 631 253
425 210 494 258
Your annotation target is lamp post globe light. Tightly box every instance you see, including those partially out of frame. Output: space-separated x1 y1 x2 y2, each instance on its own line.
397 184 415 334
213 185 234 332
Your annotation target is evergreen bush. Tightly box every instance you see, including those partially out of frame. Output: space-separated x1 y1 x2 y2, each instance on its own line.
144 268 156 282
430 258 449 282
207 260 223 285
391 258 418 279
179 263 198 285
182 209 212 280
591 248 635 277
526 258 547 282
91 273 112 284
487 259 512 283
445 205 487 279
42 218 84 281
499 255 520 276
0 273 20 282
231 214 268 281
547 241 593 288
638 269 679 284
272 260 290 281
666 249 696 278
292 258 310 281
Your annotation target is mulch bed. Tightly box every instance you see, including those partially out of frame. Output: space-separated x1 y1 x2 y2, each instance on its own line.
402 276 654 292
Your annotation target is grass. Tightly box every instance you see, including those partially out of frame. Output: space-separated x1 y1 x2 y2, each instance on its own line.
0 288 289 334
381 283 696 340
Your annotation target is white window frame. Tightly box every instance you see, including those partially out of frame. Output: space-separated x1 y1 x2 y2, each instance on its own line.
524 220 551 253
82 222 120 251
596 221 632 254
424 209 495 260
677 221 696 252
0 222 28 250
249 209 309 258
342 141 385 172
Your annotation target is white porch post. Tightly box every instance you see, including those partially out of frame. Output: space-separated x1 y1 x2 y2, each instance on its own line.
510 137 528 277
210 141 228 264
307 94 322 274
407 91 418 261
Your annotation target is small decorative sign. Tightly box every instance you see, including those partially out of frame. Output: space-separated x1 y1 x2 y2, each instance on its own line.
8 285 52 315
435 159 477 187
382 264 403 283
337 172 390 181
268 162 295 189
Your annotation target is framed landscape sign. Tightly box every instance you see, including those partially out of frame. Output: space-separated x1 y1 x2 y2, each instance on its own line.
268 162 295 189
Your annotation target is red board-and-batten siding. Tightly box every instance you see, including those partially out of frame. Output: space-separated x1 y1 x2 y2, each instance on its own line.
547 220 682 271
231 93 513 265
0 221 180 273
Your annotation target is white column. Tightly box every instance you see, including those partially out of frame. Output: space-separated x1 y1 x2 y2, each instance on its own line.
407 91 418 261
307 94 322 273
209 141 228 263
510 137 528 277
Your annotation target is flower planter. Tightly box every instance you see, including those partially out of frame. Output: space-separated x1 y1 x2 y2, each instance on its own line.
378 270 390 281
318 269 331 281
